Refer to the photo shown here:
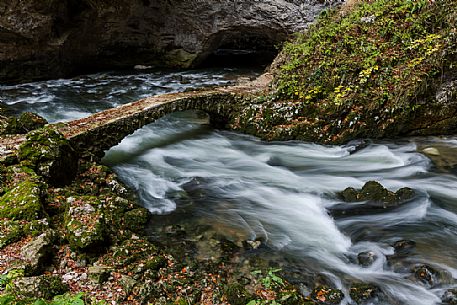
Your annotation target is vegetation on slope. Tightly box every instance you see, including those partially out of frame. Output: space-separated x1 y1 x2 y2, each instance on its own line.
233 0 457 143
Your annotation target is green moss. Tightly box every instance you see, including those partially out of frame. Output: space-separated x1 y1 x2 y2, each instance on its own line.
2 112 47 135
124 208 150 232
101 239 158 268
18 127 77 186
235 0 457 143
350 283 380 303
225 283 252 305
0 177 44 221
0 220 24 249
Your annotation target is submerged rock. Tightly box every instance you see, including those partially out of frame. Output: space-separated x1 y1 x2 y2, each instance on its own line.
393 240 416 255
350 283 381 304
309 286 344 304
411 264 452 288
442 288 457 305
331 181 415 216
357 251 377 267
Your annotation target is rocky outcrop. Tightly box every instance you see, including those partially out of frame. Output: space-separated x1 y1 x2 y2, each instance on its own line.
0 0 339 83
231 0 457 144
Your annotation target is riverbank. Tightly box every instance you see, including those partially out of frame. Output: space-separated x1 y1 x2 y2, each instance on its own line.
231 0 457 144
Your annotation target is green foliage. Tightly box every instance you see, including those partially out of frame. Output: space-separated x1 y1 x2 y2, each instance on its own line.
230 0 457 143
252 268 284 290
0 292 106 305
275 0 455 110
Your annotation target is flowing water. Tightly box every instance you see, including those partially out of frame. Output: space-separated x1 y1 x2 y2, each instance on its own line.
2 69 457 304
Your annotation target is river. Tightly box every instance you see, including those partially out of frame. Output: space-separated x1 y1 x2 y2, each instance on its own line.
2 69 457 305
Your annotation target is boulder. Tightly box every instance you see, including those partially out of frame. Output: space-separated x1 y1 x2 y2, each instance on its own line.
1 112 48 135
88 265 113 284
0 174 44 221
64 196 106 251
13 275 69 300
340 181 416 206
18 127 78 186
309 286 344 304
357 251 377 267
21 230 55 275
349 283 380 304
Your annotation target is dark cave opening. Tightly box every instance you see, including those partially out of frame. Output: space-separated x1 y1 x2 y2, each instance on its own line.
196 28 284 68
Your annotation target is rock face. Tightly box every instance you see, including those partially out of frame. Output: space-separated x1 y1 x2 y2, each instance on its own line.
0 0 338 83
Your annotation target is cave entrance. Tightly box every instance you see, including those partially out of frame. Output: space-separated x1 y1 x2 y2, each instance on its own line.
197 28 284 68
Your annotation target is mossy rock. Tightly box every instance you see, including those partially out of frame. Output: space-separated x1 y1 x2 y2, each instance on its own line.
0 176 44 221
144 255 167 271
340 181 414 207
0 220 24 249
64 196 106 250
310 286 344 304
13 275 69 300
350 283 380 304
3 112 48 135
225 283 252 305
124 208 150 232
103 238 158 268
18 127 78 186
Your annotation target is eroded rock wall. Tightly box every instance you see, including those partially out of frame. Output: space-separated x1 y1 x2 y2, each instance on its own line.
0 0 339 83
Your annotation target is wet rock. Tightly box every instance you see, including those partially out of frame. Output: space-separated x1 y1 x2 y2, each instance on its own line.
333 181 415 216
411 264 452 288
18 127 78 186
64 196 106 251
14 275 69 300
393 240 416 255
350 283 380 304
340 187 359 202
412 264 439 287
360 181 393 202
442 288 457 305
357 251 377 267
21 230 55 275
3 112 48 135
124 208 150 233
88 265 113 284
309 286 344 304
224 283 252 305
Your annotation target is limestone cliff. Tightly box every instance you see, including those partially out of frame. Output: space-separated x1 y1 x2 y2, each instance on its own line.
0 0 339 83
